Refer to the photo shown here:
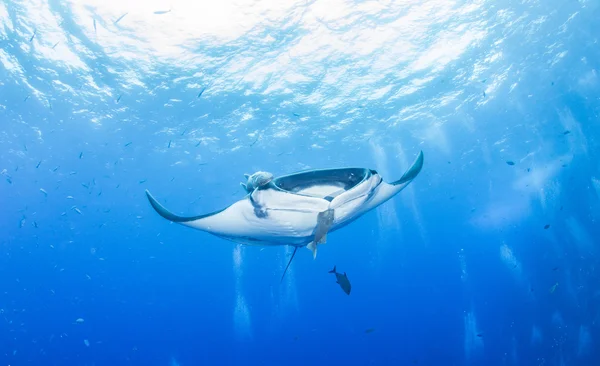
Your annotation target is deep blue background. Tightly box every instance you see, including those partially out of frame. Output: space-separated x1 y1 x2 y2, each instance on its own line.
1 0 600 365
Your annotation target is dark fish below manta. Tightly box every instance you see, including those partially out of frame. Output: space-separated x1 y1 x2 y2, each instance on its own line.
145 151 424 278
329 265 351 295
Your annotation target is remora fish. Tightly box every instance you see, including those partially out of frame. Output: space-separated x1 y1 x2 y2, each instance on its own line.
145 151 424 280
329 265 351 295
307 208 334 258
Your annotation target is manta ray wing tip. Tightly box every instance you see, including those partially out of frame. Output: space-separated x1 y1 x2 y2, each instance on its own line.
145 189 187 223
392 150 424 185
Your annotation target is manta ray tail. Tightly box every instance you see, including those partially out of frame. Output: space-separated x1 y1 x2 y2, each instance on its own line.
281 247 299 283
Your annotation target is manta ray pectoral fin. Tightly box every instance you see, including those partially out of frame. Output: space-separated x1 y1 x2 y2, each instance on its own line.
145 189 191 223
244 174 250 179
354 151 424 214
240 182 247 191
307 241 317 259
391 150 424 186
145 189 221 224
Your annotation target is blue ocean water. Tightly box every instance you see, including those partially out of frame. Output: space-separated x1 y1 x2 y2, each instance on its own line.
1 0 600 365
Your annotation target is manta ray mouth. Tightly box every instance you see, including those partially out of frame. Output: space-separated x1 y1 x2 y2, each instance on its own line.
272 167 373 201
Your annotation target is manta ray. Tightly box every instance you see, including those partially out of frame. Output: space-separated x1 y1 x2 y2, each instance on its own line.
145 150 424 280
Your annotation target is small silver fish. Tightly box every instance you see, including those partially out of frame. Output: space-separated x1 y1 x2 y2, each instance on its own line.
114 12 128 24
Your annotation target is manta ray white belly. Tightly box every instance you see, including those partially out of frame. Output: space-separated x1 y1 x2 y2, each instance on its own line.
145 151 424 248
186 189 330 245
